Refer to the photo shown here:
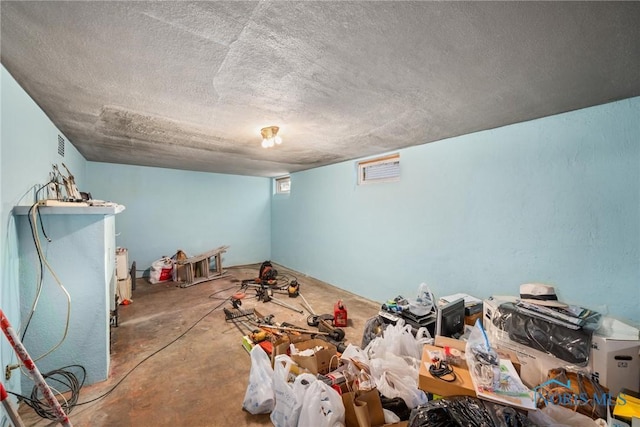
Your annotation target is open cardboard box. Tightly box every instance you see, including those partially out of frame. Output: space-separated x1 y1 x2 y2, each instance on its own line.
271 335 338 375
291 338 339 375
418 344 476 397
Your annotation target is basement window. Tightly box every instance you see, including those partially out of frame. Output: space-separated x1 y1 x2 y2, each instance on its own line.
357 153 400 185
275 176 291 194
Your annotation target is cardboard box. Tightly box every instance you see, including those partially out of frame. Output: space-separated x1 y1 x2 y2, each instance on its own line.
591 319 640 396
465 311 482 326
270 334 313 365
290 338 338 375
418 344 476 397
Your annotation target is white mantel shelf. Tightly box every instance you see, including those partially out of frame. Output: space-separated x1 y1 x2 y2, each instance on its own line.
13 204 125 216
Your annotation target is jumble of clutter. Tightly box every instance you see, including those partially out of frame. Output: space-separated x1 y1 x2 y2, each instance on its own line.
147 246 229 287
240 282 640 427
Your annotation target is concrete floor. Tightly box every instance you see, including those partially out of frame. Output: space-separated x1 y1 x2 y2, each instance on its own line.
17 263 381 427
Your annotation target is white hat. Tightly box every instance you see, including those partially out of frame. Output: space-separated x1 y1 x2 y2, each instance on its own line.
519 283 567 308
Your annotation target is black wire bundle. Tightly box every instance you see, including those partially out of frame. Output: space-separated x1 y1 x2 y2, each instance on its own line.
428 360 457 382
10 365 86 421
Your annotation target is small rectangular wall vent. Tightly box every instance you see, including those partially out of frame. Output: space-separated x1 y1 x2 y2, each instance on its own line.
357 153 400 185
58 135 65 157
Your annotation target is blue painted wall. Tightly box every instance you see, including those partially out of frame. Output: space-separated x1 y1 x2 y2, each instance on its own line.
1 66 87 398
272 97 640 328
86 162 271 272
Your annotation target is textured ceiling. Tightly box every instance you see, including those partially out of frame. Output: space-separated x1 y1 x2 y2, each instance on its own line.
2 2 640 177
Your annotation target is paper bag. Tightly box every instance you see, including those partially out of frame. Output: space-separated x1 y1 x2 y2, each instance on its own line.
342 388 385 427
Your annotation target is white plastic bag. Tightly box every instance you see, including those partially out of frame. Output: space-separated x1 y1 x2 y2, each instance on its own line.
270 355 310 427
376 369 428 409
363 318 428 409
340 343 369 365
242 345 275 414
365 322 423 361
369 352 427 409
149 257 174 284
298 378 345 427
383 408 401 424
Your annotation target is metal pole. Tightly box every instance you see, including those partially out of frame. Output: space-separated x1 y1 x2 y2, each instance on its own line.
269 297 304 314
299 293 315 315
0 310 72 427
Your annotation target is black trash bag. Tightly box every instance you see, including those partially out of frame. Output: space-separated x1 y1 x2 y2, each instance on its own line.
483 401 533 427
444 397 494 427
408 400 455 427
380 395 411 421
361 315 388 348
408 396 535 427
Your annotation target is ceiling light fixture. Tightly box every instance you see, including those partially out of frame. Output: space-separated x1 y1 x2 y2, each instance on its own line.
261 126 282 148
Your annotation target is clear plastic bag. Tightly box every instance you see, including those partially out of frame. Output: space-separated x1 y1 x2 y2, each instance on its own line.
493 302 594 365
408 283 435 316
465 320 501 391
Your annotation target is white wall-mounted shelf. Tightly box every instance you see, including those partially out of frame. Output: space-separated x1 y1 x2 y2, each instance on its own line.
12 204 125 216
